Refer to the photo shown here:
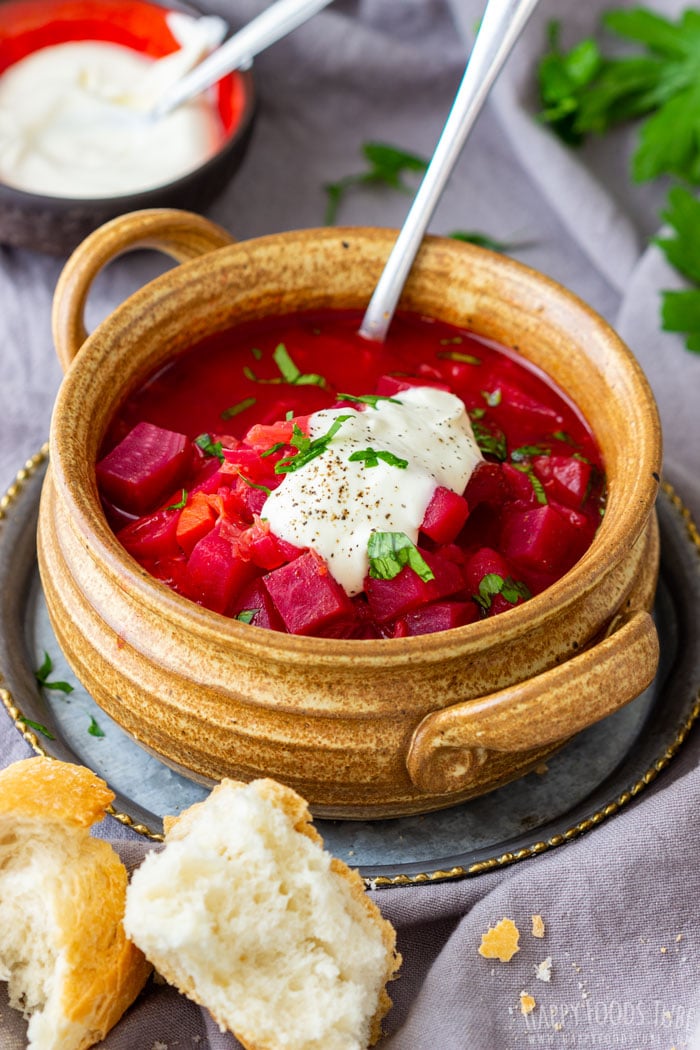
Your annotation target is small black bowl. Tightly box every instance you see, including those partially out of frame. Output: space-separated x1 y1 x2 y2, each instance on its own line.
0 0 256 255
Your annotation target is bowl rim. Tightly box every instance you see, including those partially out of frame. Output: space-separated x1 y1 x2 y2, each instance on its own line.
47 227 663 661
0 0 256 206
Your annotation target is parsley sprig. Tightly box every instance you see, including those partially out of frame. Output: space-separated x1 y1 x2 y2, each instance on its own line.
324 142 427 224
474 574 531 612
35 651 73 695
654 185 700 352
244 344 327 388
274 416 352 475
367 532 435 583
348 447 408 470
337 392 402 409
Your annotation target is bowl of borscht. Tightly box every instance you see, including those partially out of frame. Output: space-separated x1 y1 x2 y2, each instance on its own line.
38 208 662 819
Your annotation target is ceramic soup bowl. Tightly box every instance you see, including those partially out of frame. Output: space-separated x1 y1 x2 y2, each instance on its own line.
38 209 662 819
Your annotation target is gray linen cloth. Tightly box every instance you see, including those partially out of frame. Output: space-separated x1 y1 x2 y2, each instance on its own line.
1 0 699 1047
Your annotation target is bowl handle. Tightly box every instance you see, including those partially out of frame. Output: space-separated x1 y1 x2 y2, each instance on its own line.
406 609 659 795
52 208 234 372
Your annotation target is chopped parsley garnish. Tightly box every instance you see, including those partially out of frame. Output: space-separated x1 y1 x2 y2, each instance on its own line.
348 447 408 470
250 346 263 361
18 716 55 740
275 416 352 475
167 489 188 510
367 531 435 583
238 474 271 496
511 444 551 461
195 434 225 463
87 716 105 738
469 407 486 421
481 388 502 407
511 463 548 505
244 344 327 387
235 610 256 624
552 429 578 446
34 652 73 695
437 349 482 365
337 392 402 409
471 421 507 461
221 396 257 420
474 573 531 612
324 141 428 224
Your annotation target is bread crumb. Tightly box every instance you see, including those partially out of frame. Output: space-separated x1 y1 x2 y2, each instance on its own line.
534 763 549 775
554 1022 563 1032
660 946 668 954
535 957 552 982
153 1043 168 1050
478 918 520 962
676 934 683 942
531 914 545 938
519 992 536 1015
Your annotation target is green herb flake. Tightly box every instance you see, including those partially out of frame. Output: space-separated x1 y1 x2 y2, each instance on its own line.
166 489 188 511
471 421 507 461
337 392 402 409
481 388 502 407
18 716 55 740
195 434 225 463
34 651 74 694
448 231 515 253
474 573 531 612
469 407 486 421
235 610 257 624
245 345 327 387
251 347 263 361
510 444 551 461
552 429 578 446
221 396 257 420
367 531 435 583
348 447 408 470
88 716 105 738
238 474 272 496
275 416 352 475
511 462 549 505
324 141 428 224
654 186 700 353
437 350 482 365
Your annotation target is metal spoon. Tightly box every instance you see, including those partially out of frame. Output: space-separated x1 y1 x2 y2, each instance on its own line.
146 0 335 121
359 0 541 342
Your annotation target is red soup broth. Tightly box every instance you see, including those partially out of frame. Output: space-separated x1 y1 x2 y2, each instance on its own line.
96 310 606 638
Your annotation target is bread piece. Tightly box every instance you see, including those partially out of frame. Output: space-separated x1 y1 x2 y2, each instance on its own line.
125 777 401 1050
0 756 151 1049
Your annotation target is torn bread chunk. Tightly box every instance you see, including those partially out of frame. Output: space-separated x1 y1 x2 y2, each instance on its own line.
124 778 401 1050
0 757 151 1050
478 917 520 962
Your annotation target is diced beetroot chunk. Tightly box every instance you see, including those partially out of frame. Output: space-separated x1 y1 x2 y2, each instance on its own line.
230 580 286 631
96 421 190 514
533 455 592 509
403 601 479 635
462 547 515 593
117 508 180 560
263 552 354 635
186 526 255 615
501 462 539 506
364 549 464 623
463 461 507 508
500 504 582 574
420 486 470 544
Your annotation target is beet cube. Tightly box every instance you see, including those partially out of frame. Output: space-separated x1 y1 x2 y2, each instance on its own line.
420 486 470 544
117 508 180 561
186 526 255 615
403 601 479 635
463 547 528 616
463 461 507 509
533 455 593 509
500 505 583 575
230 580 286 631
263 552 354 635
96 421 190 515
364 549 464 623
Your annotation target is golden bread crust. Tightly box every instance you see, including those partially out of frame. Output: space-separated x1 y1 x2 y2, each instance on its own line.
0 755 114 827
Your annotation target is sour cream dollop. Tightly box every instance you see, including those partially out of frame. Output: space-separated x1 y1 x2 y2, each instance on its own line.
0 33 223 198
262 386 483 595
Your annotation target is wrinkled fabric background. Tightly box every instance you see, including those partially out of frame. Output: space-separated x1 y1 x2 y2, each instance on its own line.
1 0 699 1047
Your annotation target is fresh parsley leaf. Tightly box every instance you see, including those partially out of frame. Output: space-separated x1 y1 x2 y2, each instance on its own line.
511 444 551 461
481 388 502 407
235 610 256 624
88 716 105 738
195 434 225 463
367 532 435 583
245 345 327 387
469 407 486 421
511 462 549 505
654 186 700 352
552 429 578 445
221 396 257 420
449 231 516 253
166 489 188 511
324 141 428 224
474 573 531 611
471 420 507 461
348 447 408 469
238 474 272 496
337 392 402 409
537 10 700 184
275 416 352 475
34 651 74 694
18 716 55 740
437 349 482 365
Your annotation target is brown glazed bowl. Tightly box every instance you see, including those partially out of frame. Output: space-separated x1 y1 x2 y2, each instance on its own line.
37 209 662 819
0 0 256 255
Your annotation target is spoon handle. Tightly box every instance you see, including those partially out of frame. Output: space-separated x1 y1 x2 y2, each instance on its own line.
359 0 540 342
151 0 334 120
